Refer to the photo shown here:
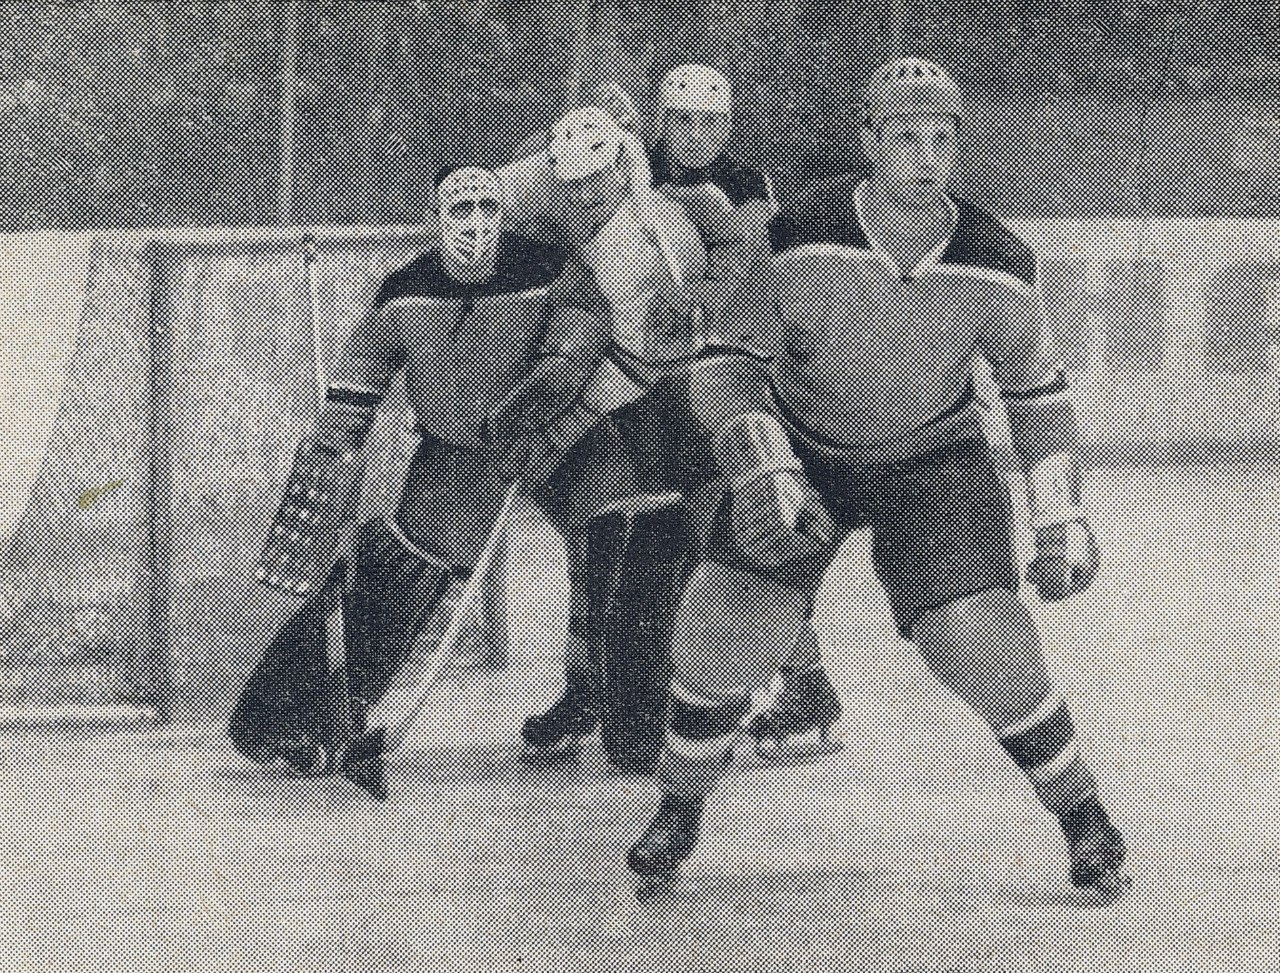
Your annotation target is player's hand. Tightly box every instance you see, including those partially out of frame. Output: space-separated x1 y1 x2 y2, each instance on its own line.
1027 517 1099 602
658 182 738 242
585 81 639 131
731 470 834 570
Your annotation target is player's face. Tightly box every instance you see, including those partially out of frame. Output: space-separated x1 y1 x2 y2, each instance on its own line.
556 164 628 243
862 114 957 205
665 110 732 170
439 195 502 278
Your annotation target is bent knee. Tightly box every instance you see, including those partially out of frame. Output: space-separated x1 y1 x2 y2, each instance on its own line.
910 587 1031 646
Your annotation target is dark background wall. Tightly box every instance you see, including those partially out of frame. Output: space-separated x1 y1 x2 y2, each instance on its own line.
4 0 1280 232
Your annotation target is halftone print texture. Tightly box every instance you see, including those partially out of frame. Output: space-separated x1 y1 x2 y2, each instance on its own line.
2 1 1280 970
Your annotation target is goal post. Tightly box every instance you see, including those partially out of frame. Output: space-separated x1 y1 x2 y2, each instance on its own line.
0 225 431 727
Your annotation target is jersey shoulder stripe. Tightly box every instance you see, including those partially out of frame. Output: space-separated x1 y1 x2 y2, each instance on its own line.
374 234 565 309
767 173 868 253
650 147 771 206
938 198 1037 289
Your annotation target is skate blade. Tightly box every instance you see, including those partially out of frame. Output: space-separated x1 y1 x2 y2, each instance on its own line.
1071 869 1133 907
745 732 844 767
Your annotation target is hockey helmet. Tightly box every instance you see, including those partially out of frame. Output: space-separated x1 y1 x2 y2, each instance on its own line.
548 106 629 182
658 64 733 116
861 58 962 129
436 165 502 268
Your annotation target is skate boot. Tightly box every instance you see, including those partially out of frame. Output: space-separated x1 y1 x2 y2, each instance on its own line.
521 673 598 763
747 665 843 759
1059 794 1130 900
276 737 332 778
627 794 705 880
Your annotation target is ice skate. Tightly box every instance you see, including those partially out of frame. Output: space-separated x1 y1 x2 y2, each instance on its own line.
746 665 843 762
275 737 333 778
1060 795 1130 903
627 794 705 897
520 676 599 765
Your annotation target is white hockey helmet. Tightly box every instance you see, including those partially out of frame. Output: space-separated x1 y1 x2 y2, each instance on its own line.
658 64 733 115
436 165 502 268
548 106 629 182
862 58 962 129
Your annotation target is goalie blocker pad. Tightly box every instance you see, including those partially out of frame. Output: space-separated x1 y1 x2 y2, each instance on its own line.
588 493 699 774
255 436 366 597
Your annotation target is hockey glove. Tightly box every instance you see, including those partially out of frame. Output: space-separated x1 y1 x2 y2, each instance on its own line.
1022 450 1098 601
1027 517 1100 602
255 436 365 596
715 412 834 570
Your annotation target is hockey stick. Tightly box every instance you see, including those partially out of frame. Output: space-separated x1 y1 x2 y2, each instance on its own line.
339 474 525 797
301 233 356 770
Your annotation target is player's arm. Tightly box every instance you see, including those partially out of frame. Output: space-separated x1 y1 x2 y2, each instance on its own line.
981 278 1098 602
481 270 611 476
256 301 405 595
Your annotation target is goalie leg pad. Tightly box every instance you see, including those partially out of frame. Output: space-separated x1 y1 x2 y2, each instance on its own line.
342 520 458 726
590 493 697 773
228 560 349 769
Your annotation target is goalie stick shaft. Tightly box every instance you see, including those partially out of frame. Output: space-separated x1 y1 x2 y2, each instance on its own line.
348 475 524 760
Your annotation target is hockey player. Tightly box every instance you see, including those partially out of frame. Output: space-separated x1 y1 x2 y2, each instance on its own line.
617 58 1129 897
649 63 844 755
481 105 716 773
649 64 777 256
228 166 566 776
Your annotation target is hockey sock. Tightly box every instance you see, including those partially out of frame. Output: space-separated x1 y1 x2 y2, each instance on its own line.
656 684 751 799
996 693 1099 816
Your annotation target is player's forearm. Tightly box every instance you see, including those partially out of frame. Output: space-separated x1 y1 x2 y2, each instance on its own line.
1001 371 1083 528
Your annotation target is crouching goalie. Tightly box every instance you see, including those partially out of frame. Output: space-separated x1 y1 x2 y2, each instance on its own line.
227 166 565 776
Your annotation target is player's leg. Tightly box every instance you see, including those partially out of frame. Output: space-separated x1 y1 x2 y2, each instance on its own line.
874 438 1127 895
627 557 822 876
587 491 697 774
521 420 635 761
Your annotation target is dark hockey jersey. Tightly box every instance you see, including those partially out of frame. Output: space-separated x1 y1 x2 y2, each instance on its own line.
324 233 566 450
717 175 1062 464
649 146 772 207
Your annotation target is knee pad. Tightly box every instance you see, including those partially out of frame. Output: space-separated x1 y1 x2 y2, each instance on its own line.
589 493 696 771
